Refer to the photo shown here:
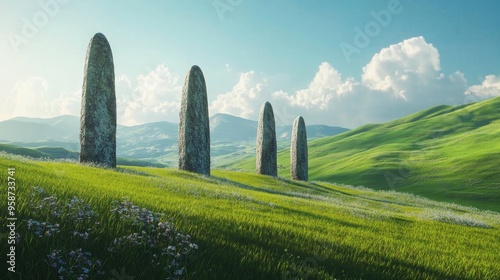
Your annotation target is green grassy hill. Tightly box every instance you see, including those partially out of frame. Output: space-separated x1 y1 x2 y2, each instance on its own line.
1 153 499 279
0 143 166 168
0 144 51 158
34 147 79 159
231 97 500 211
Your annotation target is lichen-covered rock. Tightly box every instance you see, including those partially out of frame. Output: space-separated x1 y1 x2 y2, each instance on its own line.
291 116 308 181
79 33 116 168
178 65 210 176
256 101 277 176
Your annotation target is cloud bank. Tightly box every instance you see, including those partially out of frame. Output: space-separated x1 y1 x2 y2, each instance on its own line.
466 75 500 98
118 64 182 125
269 36 470 127
3 36 498 128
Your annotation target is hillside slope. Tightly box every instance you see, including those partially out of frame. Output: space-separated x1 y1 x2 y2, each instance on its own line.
0 153 499 279
308 96 500 211
231 97 500 211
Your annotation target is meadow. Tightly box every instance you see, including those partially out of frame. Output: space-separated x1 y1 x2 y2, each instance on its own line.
1 153 499 279
228 97 500 212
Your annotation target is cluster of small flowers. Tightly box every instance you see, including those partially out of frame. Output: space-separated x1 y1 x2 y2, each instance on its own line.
25 187 198 279
46 249 103 279
425 211 491 228
26 187 103 278
26 219 60 238
111 200 162 226
28 187 96 238
109 200 198 279
46 250 66 275
65 197 96 222
30 187 61 217
72 231 90 240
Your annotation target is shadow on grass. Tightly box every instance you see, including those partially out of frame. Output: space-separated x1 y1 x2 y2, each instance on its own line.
182 213 457 280
116 167 156 177
209 176 303 198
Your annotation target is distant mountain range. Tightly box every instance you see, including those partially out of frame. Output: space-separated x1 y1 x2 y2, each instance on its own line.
0 115 80 143
0 113 348 166
210 113 347 143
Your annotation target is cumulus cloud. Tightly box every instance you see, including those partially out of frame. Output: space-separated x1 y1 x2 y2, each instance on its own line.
362 37 440 98
4 37 498 129
1 76 81 121
209 71 269 120
51 89 81 116
273 36 470 127
2 64 184 125
274 62 343 110
207 36 476 128
361 36 466 106
9 77 52 118
466 75 500 98
119 64 183 126
363 37 439 90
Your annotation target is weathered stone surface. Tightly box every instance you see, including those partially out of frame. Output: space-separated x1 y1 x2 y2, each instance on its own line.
79 33 116 168
291 116 308 181
178 65 210 176
256 101 277 176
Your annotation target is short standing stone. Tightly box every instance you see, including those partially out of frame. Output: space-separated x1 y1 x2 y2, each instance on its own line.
79 33 116 168
291 116 308 181
256 101 277 176
178 65 210 176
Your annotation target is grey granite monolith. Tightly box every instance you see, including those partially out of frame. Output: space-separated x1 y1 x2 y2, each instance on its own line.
178 65 210 176
256 101 277 176
291 116 308 181
79 33 116 168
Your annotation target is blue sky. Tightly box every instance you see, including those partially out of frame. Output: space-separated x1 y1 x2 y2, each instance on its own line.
1 0 499 127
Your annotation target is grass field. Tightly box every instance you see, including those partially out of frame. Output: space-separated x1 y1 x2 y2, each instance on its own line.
230 97 500 212
1 153 499 279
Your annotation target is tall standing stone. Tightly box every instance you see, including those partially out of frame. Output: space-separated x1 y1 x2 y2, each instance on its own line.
256 101 277 176
290 116 308 181
178 65 210 176
79 33 116 168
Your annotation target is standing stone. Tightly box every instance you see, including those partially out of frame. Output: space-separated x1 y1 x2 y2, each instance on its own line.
79 33 116 168
256 101 277 176
290 116 308 181
178 65 210 176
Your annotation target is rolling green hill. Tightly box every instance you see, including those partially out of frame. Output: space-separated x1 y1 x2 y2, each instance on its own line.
0 144 166 168
230 97 500 211
0 144 51 158
0 153 499 279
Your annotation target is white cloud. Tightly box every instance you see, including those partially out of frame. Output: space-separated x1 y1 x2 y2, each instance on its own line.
119 64 183 126
362 36 441 99
9 77 52 118
272 36 470 127
466 75 500 98
0 66 181 125
116 74 134 122
2 64 185 125
4 37 498 129
1 77 81 121
51 89 80 116
209 71 269 120
274 62 342 110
